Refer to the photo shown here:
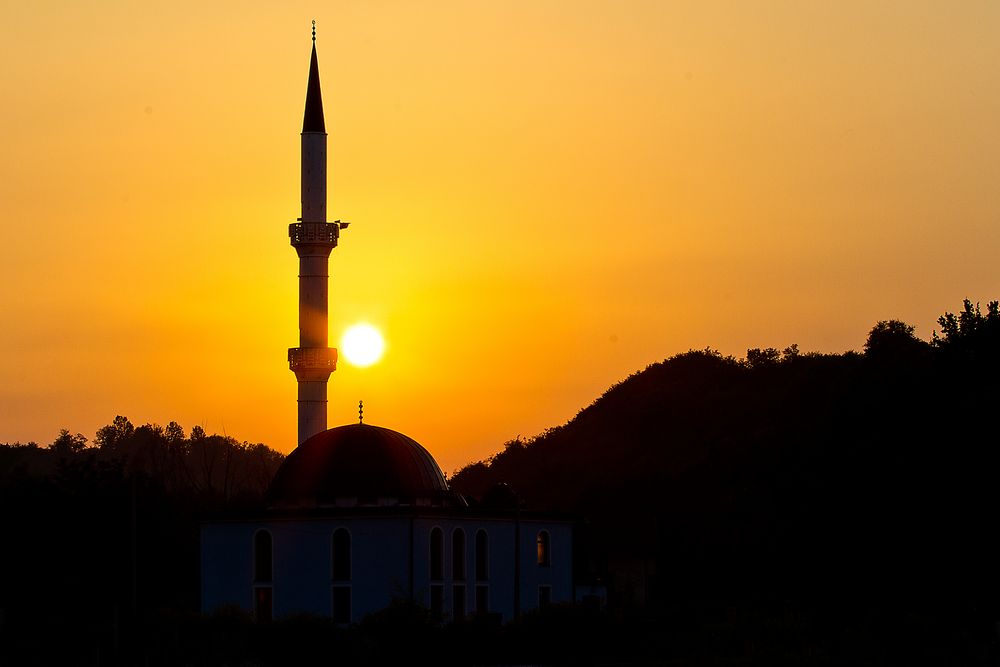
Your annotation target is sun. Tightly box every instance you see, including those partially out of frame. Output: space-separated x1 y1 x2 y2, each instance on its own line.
340 323 385 367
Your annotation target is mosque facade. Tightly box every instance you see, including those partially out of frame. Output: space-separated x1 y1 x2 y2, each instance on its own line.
200 30 574 624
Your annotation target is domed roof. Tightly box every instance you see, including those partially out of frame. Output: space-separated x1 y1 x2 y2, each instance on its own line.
267 423 461 509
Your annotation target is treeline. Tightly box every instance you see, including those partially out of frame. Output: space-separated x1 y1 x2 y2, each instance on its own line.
0 418 285 665
1 416 284 503
449 299 1000 663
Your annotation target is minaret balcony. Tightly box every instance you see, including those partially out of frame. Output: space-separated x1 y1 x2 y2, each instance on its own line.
288 347 338 372
289 222 339 247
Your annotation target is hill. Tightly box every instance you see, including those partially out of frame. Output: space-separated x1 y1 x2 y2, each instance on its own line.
451 301 1000 624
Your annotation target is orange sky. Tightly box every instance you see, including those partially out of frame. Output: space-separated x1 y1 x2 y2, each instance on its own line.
1 1 998 473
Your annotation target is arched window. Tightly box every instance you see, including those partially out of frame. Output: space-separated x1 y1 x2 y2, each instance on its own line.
430 527 444 580
429 528 445 618
536 530 550 567
253 529 273 623
475 529 489 582
332 528 351 582
452 528 467 619
452 528 466 581
254 530 272 583
331 528 352 624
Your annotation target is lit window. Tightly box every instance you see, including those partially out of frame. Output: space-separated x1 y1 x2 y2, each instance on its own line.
536 530 550 567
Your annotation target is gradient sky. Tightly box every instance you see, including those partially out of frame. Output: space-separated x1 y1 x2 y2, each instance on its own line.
1 1 998 473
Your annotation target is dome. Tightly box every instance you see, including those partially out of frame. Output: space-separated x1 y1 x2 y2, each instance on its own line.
267 423 462 509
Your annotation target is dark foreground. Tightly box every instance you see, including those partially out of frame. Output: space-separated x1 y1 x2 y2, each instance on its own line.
2 598 996 666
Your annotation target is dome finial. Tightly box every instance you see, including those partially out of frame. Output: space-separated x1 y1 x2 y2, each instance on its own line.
358 400 364 424
312 20 316 42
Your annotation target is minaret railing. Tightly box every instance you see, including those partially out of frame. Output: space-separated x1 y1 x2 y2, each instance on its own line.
289 222 340 246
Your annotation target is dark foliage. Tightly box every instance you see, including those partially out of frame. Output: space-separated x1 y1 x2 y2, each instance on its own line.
0 419 284 666
448 298 1000 664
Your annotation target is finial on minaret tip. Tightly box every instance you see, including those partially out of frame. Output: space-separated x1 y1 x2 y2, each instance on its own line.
312 20 316 42
359 400 364 424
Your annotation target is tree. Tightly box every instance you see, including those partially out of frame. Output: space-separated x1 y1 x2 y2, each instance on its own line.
933 299 1000 352
863 320 928 360
128 423 168 475
164 421 185 445
94 415 135 453
157 421 189 492
745 347 781 368
48 429 87 455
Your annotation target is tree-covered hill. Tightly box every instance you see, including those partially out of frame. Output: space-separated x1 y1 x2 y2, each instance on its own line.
451 300 1000 611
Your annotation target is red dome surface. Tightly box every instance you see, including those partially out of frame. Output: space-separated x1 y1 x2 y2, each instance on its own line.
267 423 457 508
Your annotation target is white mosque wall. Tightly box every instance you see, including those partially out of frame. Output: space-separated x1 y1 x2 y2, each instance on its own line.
201 513 573 623
201 521 255 612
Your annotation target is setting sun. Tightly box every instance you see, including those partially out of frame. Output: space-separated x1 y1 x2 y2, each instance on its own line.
341 323 385 367
2 2 999 474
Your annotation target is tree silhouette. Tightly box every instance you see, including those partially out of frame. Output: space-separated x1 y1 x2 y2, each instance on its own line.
48 428 87 455
933 298 1000 359
863 319 930 362
95 414 135 453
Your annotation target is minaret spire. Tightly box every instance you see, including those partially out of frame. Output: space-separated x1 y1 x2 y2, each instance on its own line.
302 22 325 133
288 24 345 446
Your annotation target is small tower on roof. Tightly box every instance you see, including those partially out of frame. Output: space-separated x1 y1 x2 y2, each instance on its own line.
288 22 346 446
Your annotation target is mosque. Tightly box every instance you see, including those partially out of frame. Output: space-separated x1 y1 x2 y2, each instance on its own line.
200 29 574 623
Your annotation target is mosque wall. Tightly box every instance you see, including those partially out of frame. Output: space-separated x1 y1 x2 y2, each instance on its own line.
201 514 574 623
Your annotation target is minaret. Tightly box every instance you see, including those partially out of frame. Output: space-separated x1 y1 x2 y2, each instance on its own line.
288 23 344 446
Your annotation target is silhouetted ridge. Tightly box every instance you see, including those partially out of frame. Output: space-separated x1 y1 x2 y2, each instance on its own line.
451 301 1000 614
